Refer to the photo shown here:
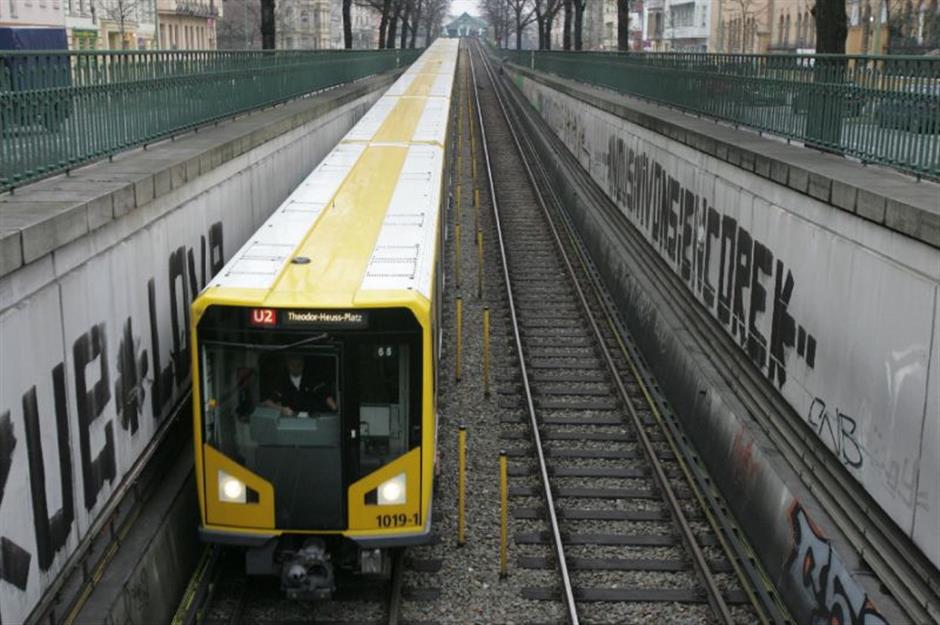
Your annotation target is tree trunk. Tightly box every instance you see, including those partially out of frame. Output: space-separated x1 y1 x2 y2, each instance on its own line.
343 0 353 48
544 14 554 49
574 0 585 49
261 0 276 49
807 0 847 153
814 0 848 52
379 0 391 48
400 1 411 49
387 9 399 48
563 0 572 49
617 0 630 50
410 0 422 47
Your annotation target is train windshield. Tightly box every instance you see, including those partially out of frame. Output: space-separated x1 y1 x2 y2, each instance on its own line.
196 306 422 528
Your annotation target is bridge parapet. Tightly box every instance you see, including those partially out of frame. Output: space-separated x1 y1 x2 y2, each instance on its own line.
0 48 420 193
496 48 940 183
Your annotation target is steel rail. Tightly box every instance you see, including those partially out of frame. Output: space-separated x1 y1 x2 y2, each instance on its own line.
386 548 406 625
473 41 737 625
466 43 580 625
487 45 939 623
489 45 794 625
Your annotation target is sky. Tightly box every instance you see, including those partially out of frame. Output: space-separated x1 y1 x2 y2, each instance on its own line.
449 0 481 18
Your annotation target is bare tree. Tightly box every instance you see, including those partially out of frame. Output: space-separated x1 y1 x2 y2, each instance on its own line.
422 0 450 43
218 0 263 49
507 0 536 48
97 0 141 49
532 0 562 48
483 0 512 46
722 0 764 51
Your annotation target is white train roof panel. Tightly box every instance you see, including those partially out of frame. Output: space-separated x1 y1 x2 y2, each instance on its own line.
412 98 449 144
342 97 397 142
359 144 443 297
209 143 365 290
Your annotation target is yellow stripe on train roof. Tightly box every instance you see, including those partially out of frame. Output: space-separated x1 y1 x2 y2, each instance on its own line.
197 40 455 311
261 145 409 309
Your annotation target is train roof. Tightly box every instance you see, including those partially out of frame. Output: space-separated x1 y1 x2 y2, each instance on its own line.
199 39 458 315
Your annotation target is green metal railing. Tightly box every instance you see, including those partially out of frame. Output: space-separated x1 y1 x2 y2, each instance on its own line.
496 49 940 179
1 48 422 192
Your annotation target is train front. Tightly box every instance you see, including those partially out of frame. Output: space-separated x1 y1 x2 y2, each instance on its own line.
190 301 434 599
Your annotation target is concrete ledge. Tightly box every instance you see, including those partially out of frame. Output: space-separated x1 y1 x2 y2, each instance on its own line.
73 449 198 625
0 71 401 279
505 63 940 249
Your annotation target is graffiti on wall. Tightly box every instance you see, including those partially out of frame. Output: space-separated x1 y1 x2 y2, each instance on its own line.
0 222 223 624
604 136 819 390
786 503 887 625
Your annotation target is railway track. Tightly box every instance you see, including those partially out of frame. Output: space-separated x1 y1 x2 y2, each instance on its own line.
173 545 442 625
469 40 790 625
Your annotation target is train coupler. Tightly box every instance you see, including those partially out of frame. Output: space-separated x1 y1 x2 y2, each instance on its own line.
281 538 335 600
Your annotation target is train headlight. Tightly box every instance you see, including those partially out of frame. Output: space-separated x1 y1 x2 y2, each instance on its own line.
377 473 406 506
218 470 246 503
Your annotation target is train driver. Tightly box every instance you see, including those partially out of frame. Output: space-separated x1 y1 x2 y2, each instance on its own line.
262 355 337 417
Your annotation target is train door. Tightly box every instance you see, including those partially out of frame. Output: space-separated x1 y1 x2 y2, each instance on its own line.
344 340 414 481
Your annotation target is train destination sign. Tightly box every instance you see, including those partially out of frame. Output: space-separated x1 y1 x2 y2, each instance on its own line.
281 309 369 329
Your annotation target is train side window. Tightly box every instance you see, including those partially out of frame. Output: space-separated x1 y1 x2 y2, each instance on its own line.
357 343 410 476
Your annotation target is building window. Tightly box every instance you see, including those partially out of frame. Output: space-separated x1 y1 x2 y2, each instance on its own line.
784 12 791 45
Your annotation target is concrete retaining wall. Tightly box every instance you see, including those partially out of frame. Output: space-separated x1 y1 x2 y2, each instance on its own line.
503 66 938 623
0 76 392 625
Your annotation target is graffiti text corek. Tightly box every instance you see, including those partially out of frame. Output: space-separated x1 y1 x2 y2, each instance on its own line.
606 136 818 388
787 504 887 625
0 222 223 624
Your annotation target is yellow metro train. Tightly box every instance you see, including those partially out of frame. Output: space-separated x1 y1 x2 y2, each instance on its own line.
189 39 458 598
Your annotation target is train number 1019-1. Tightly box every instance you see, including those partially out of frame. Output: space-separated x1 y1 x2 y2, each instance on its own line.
376 513 420 528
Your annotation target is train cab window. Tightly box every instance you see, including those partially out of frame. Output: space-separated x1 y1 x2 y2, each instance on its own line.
201 346 341 468
356 343 410 476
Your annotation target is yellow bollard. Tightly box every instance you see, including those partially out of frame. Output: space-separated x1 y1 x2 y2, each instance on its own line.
483 307 490 397
499 449 508 577
476 230 483 299
458 426 467 546
455 295 463 382
455 222 462 290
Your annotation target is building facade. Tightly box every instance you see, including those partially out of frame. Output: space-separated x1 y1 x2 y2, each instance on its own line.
62 0 157 50
276 0 330 48
157 0 221 49
710 0 814 52
276 0 374 49
644 0 708 50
